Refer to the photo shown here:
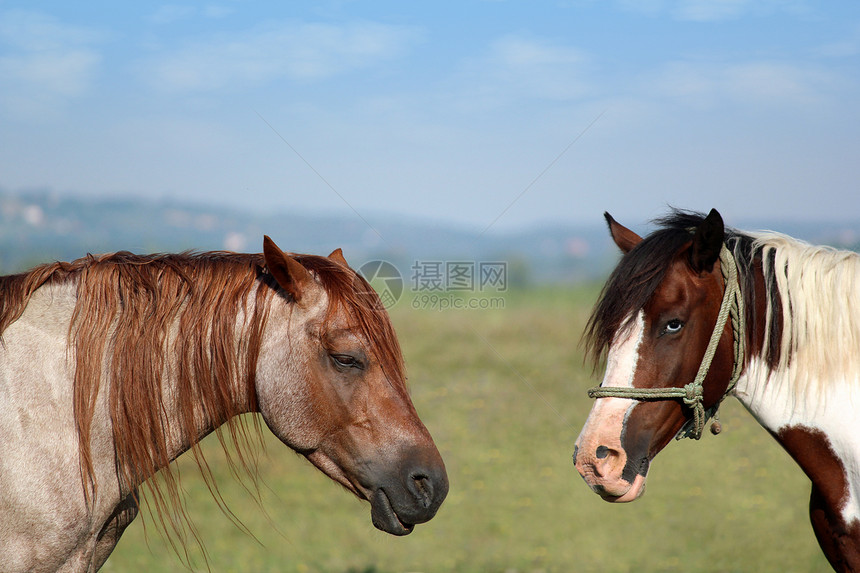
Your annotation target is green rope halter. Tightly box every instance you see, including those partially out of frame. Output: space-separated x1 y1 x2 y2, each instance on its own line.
587 244 746 440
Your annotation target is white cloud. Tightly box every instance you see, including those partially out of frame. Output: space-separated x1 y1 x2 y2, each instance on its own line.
816 23 860 58
491 35 585 69
149 5 197 25
615 0 810 22
145 20 420 92
1 50 99 97
0 9 102 51
148 4 234 24
0 10 102 118
202 6 234 19
671 0 753 21
613 0 666 16
648 60 837 108
448 34 592 111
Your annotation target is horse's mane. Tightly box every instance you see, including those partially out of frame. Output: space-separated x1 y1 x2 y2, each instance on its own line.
0 248 403 552
753 231 860 397
584 208 860 398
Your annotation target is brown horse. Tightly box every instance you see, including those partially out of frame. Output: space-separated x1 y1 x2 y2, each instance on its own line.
575 209 860 571
0 237 447 572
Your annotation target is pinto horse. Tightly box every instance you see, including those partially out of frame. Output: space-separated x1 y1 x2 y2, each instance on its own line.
574 209 860 571
0 237 448 573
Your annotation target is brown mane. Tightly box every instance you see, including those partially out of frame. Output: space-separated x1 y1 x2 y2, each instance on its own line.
0 247 404 550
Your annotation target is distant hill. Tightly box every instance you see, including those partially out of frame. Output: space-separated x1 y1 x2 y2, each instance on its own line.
2 189 859 285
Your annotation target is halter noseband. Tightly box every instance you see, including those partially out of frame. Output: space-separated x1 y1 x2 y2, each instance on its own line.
587 244 746 440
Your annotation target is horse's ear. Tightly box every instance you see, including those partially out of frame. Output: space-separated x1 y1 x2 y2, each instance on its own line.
263 236 313 302
690 209 725 273
605 212 642 254
328 247 348 267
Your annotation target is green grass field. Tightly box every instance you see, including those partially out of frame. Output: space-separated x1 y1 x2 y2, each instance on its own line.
103 287 831 572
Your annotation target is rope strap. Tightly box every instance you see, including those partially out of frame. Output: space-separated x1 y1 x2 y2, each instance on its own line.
588 382 706 436
586 244 746 440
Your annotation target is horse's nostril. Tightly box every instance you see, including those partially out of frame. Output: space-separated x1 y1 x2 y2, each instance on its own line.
588 445 624 479
408 472 434 508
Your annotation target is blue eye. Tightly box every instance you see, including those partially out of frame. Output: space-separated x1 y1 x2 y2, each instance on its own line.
664 319 684 335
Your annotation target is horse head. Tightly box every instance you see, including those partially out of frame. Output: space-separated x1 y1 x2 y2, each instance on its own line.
256 237 448 534
574 209 742 502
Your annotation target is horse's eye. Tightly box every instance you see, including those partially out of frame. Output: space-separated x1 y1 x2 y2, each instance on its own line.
664 319 684 335
331 354 362 369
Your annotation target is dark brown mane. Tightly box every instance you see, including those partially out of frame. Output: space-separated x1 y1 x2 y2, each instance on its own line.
583 209 766 369
0 247 404 550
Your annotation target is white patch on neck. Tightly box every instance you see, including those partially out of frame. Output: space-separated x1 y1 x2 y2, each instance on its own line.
736 359 860 525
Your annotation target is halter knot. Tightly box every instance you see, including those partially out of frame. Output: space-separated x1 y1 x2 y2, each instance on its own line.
682 382 702 407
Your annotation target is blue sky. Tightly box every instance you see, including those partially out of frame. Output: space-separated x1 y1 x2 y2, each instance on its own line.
1 1 859 232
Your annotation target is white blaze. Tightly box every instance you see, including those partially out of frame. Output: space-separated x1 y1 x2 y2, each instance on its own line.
603 310 646 390
578 311 646 446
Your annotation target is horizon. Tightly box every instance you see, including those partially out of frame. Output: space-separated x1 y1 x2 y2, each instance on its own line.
4 185 860 236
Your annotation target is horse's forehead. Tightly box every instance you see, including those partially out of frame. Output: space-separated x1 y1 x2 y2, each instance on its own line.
297 279 331 313
321 324 365 348
318 298 388 353
644 256 706 314
645 276 685 315
322 299 368 333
